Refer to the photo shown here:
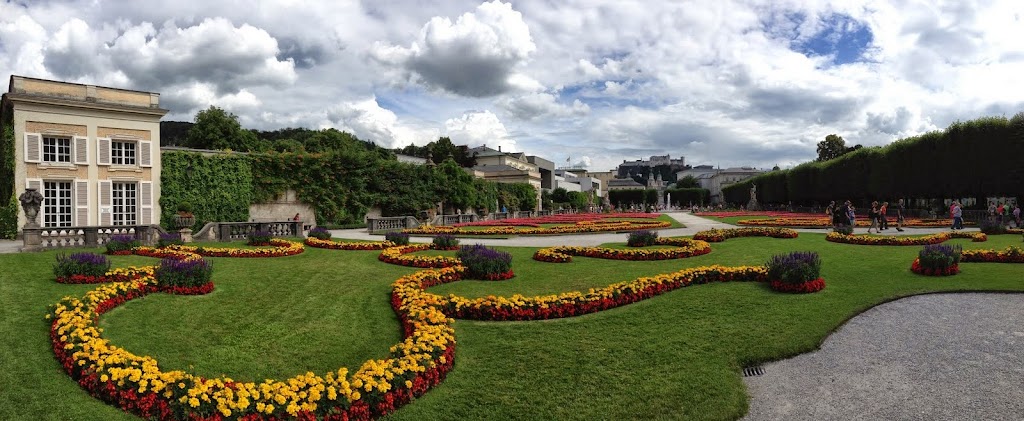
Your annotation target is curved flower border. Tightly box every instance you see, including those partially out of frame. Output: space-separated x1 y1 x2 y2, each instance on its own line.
305 237 395 250
693 227 799 242
961 246 1024 263
378 244 462 268
56 266 150 284
826 231 986 246
769 278 826 293
402 219 670 236
738 217 970 228
533 237 711 263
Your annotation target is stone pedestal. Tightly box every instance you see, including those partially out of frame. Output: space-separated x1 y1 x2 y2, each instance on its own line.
179 228 193 243
747 198 761 211
21 228 42 252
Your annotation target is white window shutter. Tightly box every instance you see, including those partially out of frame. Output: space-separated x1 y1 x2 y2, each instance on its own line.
75 180 89 226
139 181 153 225
24 133 41 163
73 136 89 165
138 141 152 167
26 179 42 192
97 137 111 165
98 180 112 225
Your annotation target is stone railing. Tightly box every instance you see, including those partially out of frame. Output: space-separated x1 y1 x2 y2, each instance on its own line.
22 225 164 251
537 210 553 217
215 221 301 241
492 212 509 220
516 211 533 218
438 214 478 226
366 217 419 234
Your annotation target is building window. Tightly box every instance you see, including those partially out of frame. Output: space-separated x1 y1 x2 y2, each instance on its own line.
111 141 137 166
42 136 71 163
112 182 137 225
43 181 72 227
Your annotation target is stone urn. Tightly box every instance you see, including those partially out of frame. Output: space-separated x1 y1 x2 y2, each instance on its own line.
18 188 44 228
173 214 195 229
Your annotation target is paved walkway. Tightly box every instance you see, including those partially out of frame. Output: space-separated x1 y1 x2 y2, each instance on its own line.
743 293 1024 420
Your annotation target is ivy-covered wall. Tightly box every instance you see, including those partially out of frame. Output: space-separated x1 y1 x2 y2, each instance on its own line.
160 151 254 231
0 104 17 239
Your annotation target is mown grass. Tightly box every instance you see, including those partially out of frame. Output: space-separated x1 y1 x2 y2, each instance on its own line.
1 234 1022 420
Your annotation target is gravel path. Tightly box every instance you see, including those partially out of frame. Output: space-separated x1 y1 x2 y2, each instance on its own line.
743 293 1024 421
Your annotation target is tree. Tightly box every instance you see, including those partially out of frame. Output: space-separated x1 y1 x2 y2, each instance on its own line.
816 134 847 162
186 106 259 151
551 187 569 203
676 175 699 189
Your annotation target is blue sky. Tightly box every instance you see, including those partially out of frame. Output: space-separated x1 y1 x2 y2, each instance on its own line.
2 0 1024 171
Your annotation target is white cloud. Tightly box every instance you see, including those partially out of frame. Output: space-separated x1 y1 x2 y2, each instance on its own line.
371 0 537 97
444 110 516 151
325 98 441 149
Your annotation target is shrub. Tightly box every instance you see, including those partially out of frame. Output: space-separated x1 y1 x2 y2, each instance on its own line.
176 201 194 215
765 251 822 284
978 219 1007 235
385 231 410 246
627 230 659 247
53 252 110 280
105 234 139 254
157 232 183 248
918 244 962 270
247 230 273 246
154 257 213 287
307 226 332 240
432 233 459 249
833 224 854 235
456 244 513 280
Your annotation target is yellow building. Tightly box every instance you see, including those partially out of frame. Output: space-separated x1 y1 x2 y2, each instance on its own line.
2 76 167 234
467 145 542 210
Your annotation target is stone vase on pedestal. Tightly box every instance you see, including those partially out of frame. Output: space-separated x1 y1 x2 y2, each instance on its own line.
174 214 196 243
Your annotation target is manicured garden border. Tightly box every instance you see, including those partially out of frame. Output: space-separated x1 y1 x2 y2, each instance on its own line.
826 231 986 246
769 278 826 293
305 237 395 250
533 237 711 263
693 227 798 242
909 259 959 276
402 219 670 236
739 217 970 228
961 246 1024 263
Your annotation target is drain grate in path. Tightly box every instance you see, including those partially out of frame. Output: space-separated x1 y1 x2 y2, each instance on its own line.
742 366 765 377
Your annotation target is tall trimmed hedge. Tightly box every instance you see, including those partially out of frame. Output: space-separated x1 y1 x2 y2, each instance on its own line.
160 152 254 231
664 188 710 206
724 114 1024 206
0 106 16 239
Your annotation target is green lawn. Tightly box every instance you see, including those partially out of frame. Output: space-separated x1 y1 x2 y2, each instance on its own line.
2 234 1022 420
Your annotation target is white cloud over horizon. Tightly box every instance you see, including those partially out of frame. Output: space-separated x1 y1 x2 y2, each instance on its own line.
3 0 1024 171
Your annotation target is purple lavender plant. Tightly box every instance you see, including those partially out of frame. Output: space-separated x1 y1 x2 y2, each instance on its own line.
105 234 140 253
432 233 459 248
765 251 822 284
155 257 213 287
918 244 962 269
53 252 111 279
308 226 332 240
385 231 410 245
456 244 513 278
627 230 659 247
158 232 183 248
247 230 273 245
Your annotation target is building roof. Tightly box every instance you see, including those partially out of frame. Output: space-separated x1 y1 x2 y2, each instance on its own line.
608 178 645 187
466 145 506 158
472 164 526 173
5 75 168 116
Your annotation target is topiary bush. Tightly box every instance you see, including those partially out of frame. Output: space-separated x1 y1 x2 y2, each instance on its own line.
105 234 139 255
627 230 658 247
456 244 513 280
385 231 410 246
432 233 459 250
765 251 824 293
307 226 332 240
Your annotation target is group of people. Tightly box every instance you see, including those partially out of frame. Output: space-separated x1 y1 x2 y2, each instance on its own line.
826 199 907 233
986 201 1021 228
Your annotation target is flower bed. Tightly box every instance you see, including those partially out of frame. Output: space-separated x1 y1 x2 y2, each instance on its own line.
737 217 971 228
378 244 462 268
456 244 514 280
693 227 799 242
910 244 961 276
451 212 660 228
533 237 711 263
765 251 825 293
961 246 1024 263
826 231 986 245
166 239 305 258
307 226 332 240
50 258 457 420
432 234 460 250
426 265 767 321
627 230 658 247
385 231 410 245
305 237 395 250
105 234 140 255
405 219 671 236
53 252 110 284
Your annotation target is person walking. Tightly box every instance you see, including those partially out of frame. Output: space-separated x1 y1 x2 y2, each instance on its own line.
846 201 856 231
952 201 964 230
895 198 906 232
867 201 880 234
1014 204 1021 228
879 201 889 230
996 202 1005 226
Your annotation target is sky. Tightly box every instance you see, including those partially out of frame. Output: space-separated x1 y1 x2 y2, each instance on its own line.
2 0 1023 172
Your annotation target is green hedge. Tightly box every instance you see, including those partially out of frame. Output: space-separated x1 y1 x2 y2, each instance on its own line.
664 188 710 206
160 152 254 231
724 113 1024 206
0 107 15 239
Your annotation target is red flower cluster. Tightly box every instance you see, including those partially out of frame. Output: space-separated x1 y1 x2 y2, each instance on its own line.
692 227 799 242
378 244 462 268
769 278 826 293
961 247 1024 263
697 211 809 218
909 258 960 276
826 231 986 246
478 270 516 281
55 272 143 284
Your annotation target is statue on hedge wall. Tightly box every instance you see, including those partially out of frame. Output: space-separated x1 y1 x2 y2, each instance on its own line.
18 188 43 228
